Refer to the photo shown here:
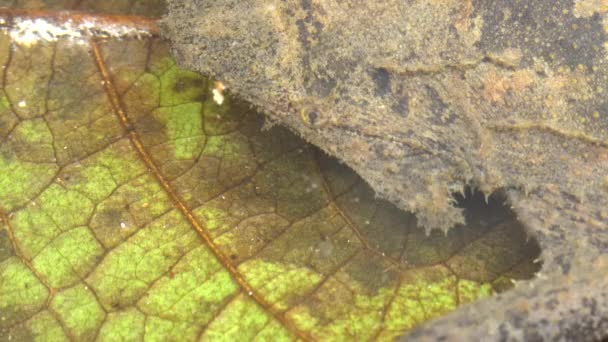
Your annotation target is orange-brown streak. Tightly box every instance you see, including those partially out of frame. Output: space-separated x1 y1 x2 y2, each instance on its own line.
90 41 310 342
0 8 159 37
0 209 55 305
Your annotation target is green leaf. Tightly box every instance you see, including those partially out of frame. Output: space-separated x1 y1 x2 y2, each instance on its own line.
0 5 541 341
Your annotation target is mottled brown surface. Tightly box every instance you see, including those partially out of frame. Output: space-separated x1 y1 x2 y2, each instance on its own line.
162 0 608 340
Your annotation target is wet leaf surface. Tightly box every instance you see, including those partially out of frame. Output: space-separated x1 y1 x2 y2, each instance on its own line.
0 4 541 341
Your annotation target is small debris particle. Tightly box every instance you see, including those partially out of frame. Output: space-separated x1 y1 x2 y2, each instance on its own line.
17 100 26 108
213 81 226 105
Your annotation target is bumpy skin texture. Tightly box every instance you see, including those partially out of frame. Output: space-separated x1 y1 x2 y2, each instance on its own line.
161 0 608 339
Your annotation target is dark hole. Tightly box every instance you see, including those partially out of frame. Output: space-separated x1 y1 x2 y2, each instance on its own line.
452 187 543 288
453 188 513 227
308 111 319 126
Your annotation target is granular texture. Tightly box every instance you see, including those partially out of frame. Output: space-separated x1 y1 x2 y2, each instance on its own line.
161 1 608 339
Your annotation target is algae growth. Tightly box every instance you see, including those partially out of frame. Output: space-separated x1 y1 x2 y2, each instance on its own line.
0 8 541 340
163 0 608 340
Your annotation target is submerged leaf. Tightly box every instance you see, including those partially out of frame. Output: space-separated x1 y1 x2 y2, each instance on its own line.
0 6 540 341
163 1 608 339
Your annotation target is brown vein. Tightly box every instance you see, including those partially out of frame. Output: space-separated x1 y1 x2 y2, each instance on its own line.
0 209 55 306
90 40 310 341
312 152 409 271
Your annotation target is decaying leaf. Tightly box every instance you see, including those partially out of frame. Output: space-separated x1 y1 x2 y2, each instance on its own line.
0 3 543 341
162 0 608 340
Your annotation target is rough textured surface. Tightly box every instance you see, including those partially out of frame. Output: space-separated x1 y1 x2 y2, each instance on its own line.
0 19 542 341
162 0 608 340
